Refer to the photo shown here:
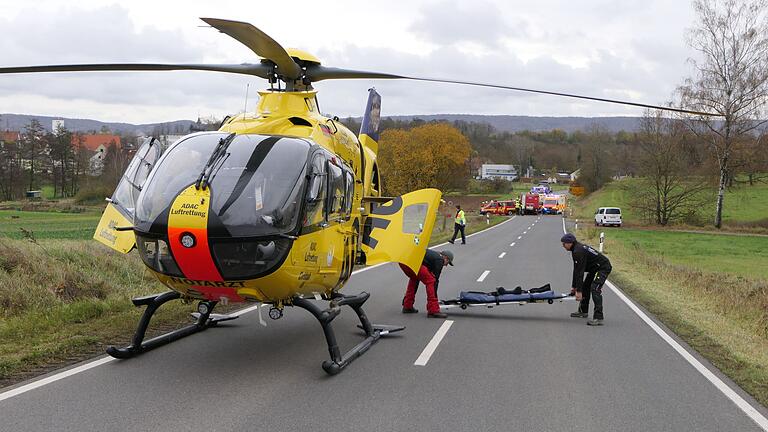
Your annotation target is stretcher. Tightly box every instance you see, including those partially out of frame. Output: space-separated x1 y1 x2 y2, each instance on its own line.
440 284 577 310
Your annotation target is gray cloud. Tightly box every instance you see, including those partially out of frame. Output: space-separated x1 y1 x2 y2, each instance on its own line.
0 1 696 123
409 0 525 47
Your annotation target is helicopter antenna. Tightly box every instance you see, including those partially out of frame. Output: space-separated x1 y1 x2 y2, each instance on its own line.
243 83 250 114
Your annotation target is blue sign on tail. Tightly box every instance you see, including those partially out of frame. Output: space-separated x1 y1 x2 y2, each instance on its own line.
359 88 382 142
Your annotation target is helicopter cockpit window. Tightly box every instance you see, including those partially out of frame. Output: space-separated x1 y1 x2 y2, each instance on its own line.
208 136 309 237
304 153 327 227
343 171 354 215
327 161 345 220
135 133 311 237
111 137 161 218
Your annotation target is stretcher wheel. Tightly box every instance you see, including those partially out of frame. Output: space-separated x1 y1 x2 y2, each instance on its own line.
547 299 553 304
460 304 467 310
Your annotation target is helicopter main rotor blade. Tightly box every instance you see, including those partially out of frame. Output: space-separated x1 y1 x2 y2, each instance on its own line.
306 66 718 117
0 63 272 78
200 18 301 80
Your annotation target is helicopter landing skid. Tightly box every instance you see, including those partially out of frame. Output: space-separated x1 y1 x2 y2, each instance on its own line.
106 291 237 359
292 292 404 375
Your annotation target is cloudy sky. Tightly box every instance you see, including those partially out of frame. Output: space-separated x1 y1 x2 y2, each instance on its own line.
0 0 698 124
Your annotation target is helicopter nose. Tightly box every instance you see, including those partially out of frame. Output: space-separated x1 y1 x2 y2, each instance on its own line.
167 185 223 282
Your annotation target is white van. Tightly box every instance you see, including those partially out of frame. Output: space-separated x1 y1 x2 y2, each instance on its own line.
595 207 622 227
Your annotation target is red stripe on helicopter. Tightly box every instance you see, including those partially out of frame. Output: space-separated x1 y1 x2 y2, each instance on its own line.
168 227 222 281
167 227 244 302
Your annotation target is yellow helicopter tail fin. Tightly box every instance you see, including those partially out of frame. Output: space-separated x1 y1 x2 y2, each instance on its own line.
361 188 442 273
358 88 381 156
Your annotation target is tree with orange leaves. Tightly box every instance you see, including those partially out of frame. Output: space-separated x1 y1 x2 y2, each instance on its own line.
378 123 471 196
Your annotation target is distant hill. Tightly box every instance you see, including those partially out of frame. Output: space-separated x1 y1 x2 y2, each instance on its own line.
0 113 196 135
1 112 642 135
379 115 642 133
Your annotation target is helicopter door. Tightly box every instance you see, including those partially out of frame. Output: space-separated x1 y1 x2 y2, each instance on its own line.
93 137 161 253
361 188 442 273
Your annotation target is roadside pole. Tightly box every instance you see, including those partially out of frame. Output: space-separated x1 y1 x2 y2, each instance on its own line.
599 232 605 252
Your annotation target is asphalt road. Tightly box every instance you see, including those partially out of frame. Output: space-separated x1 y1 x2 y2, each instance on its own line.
1 215 766 431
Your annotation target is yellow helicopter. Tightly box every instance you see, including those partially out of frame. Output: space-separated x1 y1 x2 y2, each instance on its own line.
0 18 714 374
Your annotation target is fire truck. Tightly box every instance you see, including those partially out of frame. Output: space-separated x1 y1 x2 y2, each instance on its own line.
521 193 541 215
480 200 517 216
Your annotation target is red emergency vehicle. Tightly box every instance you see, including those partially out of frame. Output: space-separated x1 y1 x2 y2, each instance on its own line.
521 193 541 215
480 200 516 216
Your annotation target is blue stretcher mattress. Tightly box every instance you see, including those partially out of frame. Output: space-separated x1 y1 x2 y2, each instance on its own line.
458 290 564 304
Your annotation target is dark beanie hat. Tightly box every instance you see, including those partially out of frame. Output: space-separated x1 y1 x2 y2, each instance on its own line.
560 233 577 243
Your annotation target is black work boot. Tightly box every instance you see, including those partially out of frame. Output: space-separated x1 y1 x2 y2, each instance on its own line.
402 307 419 314
570 311 588 318
428 312 448 318
587 319 604 326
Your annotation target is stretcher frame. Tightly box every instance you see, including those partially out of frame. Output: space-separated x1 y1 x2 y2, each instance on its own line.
440 293 577 310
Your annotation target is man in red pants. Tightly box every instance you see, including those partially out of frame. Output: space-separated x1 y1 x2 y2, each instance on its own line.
399 249 454 318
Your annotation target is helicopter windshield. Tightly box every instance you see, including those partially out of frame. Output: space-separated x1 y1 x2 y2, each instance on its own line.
135 133 311 237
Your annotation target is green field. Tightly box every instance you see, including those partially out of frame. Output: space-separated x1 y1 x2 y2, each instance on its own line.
573 226 768 406
606 229 768 279
0 210 101 240
573 179 768 226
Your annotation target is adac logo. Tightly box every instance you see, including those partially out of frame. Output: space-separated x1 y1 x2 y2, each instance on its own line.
171 202 207 218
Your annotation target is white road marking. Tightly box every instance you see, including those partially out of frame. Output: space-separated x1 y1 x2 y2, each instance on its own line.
561 216 768 430
498 252 506 258
477 270 490 282
510 242 516 247
606 281 768 431
523 231 528 234
232 304 262 317
0 357 115 403
414 320 454 366
517 235 522 240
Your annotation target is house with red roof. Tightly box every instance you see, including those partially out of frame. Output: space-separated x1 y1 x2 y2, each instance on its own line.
71 134 122 176
0 131 21 143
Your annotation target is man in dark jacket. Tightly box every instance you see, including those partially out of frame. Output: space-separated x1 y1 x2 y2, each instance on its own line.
399 249 454 318
561 233 612 326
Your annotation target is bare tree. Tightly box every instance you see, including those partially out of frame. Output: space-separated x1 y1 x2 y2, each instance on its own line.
678 0 768 228
20 119 48 192
577 125 614 192
629 111 710 225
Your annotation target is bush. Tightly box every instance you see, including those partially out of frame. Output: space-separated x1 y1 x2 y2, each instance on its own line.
74 185 113 204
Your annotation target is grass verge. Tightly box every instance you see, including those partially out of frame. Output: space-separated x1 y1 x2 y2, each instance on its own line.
429 213 508 245
576 227 768 407
0 238 193 388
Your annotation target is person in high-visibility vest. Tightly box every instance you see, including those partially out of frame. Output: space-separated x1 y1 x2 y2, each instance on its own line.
449 205 466 244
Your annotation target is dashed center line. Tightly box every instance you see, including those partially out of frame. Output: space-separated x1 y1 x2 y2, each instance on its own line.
477 270 490 282
523 231 528 234
498 252 506 258
510 242 516 247
414 320 454 366
517 235 522 240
